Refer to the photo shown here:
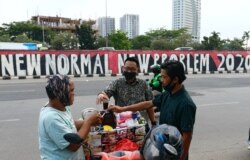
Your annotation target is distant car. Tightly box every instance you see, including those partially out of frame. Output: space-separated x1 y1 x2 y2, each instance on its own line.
174 47 194 51
97 47 115 51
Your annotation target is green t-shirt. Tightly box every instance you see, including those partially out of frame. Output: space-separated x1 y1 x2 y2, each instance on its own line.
152 86 196 133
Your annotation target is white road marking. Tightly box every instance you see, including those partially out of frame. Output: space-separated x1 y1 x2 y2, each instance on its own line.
199 101 239 107
0 119 20 122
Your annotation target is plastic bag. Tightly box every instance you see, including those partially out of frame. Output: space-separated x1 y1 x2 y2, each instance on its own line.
94 151 141 160
113 138 139 151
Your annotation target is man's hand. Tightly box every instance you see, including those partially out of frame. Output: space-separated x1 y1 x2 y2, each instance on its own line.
108 105 124 113
96 92 109 104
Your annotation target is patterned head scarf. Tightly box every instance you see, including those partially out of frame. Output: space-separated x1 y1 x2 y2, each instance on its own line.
45 74 70 106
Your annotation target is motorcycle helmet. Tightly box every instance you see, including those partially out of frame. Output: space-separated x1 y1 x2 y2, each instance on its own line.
141 124 183 160
150 64 161 74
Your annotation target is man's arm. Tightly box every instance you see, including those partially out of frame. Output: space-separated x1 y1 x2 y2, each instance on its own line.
96 80 117 104
180 131 193 160
96 91 110 104
146 107 156 124
109 100 154 113
143 81 156 124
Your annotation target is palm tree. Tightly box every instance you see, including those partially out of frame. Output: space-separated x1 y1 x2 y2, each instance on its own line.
201 31 224 50
242 31 250 50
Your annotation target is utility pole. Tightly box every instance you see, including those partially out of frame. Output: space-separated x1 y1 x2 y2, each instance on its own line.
105 0 108 47
42 20 45 44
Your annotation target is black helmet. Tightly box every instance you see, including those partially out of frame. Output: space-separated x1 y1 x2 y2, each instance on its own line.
141 124 183 160
150 64 161 74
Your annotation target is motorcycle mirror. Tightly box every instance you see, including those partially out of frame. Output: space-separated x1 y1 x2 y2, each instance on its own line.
64 133 83 144
163 143 178 156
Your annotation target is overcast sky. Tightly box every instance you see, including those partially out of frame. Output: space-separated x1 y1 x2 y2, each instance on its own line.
0 0 250 40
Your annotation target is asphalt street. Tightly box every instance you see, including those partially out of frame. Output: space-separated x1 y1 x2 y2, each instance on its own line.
0 74 250 160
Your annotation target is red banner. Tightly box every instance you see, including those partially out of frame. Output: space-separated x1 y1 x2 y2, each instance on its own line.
0 50 250 77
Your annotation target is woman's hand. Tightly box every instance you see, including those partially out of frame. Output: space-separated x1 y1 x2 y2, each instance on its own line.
85 112 102 126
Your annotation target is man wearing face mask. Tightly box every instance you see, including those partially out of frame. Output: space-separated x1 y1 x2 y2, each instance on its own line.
96 57 156 129
108 60 196 160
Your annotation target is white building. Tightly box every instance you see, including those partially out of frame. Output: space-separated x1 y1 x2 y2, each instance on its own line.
120 14 139 39
97 17 115 37
172 0 201 41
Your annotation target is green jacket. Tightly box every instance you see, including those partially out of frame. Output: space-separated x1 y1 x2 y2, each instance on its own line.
148 73 162 92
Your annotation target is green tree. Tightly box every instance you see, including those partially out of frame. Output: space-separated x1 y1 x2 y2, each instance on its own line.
242 31 250 50
0 34 11 42
75 22 97 50
0 26 8 36
131 35 151 50
150 39 173 50
201 31 225 50
146 28 188 41
95 36 112 49
222 38 244 50
13 34 33 42
51 32 78 50
174 32 192 47
108 30 131 50
189 41 205 50
1 22 55 44
145 28 192 50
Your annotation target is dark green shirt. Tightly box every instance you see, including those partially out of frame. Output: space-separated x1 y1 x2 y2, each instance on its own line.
152 86 196 132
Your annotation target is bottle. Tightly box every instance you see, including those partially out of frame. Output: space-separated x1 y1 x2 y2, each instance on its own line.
101 100 117 129
131 112 139 126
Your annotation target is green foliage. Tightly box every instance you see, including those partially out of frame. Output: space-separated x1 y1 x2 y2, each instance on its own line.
51 32 78 50
242 31 250 50
189 41 205 50
0 34 11 42
145 28 192 50
1 20 248 51
174 32 192 47
151 39 172 50
131 35 151 50
201 31 225 50
76 22 97 50
108 30 131 50
0 21 55 44
13 34 33 42
0 26 8 36
146 28 188 41
95 36 112 49
222 38 244 50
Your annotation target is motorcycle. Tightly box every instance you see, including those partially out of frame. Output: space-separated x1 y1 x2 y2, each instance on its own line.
64 124 183 160
147 64 163 113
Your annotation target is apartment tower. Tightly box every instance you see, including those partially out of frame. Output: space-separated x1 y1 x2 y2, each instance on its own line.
97 17 115 37
172 0 201 41
120 14 139 39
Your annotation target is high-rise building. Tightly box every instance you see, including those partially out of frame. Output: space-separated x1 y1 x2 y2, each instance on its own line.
97 17 115 37
172 0 201 41
120 14 139 39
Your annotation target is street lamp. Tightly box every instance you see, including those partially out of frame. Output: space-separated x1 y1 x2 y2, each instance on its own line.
105 0 108 47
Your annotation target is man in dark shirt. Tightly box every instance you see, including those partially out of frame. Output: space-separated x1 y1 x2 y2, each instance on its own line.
108 60 196 160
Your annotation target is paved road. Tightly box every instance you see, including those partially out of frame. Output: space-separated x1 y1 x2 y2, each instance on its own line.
0 74 250 160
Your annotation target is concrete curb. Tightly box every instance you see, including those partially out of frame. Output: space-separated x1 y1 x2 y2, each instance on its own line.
1 70 249 80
